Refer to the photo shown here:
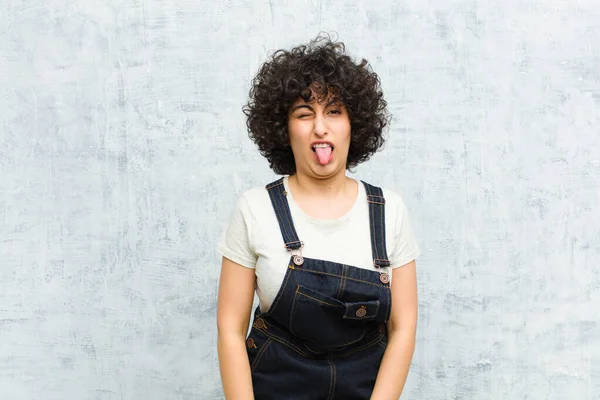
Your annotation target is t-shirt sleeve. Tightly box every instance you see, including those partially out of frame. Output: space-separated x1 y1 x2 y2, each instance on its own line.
216 194 258 269
389 196 421 269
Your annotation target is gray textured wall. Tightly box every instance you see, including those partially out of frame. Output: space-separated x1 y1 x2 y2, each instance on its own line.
1 1 599 399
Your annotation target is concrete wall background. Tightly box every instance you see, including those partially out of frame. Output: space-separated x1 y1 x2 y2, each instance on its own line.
1 1 599 399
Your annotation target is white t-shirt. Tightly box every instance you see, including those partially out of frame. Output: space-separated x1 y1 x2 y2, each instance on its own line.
217 176 420 312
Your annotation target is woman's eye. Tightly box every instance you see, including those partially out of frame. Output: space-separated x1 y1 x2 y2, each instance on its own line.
329 109 341 115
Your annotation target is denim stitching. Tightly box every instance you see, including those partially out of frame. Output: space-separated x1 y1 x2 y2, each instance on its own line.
367 193 386 205
256 319 385 359
257 328 309 357
331 326 366 348
284 240 303 248
272 185 303 251
378 188 388 267
263 263 293 317
331 358 337 399
294 268 386 288
374 192 383 267
275 187 298 247
296 290 342 308
251 338 273 372
327 356 335 400
268 188 292 245
336 334 383 358
289 286 299 337
384 286 391 322
365 183 391 269
269 183 292 242
278 188 301 250
370 194 380 265
335 265 344 299
265 179 284 190
335 332 385 358
304 343 328 355
336 265 348 299
267 179 301 250
364 182 380 266
340 271 348 298
270 189 295 246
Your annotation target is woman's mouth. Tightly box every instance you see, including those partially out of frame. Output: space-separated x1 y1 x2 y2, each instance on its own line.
312 143 334 165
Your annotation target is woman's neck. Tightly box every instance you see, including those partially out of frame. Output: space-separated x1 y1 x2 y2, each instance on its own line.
288 172 353 200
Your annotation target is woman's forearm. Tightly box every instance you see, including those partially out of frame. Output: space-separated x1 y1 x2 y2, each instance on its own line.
218 332 255 400
370 329 416 400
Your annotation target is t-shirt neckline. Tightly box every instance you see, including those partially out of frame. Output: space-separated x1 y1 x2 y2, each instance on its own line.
282 175 364 226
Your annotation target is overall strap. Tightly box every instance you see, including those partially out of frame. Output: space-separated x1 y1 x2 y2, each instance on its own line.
265 178 303 250
361 181 391 269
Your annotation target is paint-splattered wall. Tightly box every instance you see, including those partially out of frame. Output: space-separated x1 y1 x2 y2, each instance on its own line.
1 1 598 399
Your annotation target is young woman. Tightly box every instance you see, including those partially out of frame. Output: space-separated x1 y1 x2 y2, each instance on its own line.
216 35 420 400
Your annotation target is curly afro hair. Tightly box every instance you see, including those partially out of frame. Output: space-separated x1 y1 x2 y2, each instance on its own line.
243 33 390 175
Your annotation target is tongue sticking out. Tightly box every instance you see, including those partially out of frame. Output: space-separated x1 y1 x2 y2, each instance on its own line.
315 146 333 165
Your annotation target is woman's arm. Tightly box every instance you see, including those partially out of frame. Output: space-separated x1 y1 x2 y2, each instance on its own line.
217 256 257 400
370 260 418 400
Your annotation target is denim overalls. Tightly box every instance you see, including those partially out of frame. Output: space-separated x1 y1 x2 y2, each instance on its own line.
246 178 392 400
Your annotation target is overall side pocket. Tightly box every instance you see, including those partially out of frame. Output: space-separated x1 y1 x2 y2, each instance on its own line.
246 328 273 372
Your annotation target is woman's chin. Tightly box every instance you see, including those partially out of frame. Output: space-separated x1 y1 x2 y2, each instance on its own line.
307 162 345 179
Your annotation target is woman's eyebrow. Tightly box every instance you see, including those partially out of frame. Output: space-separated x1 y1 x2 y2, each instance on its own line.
290 104 313 113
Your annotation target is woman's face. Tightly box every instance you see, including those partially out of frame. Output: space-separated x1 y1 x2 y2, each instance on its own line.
287 91 351 179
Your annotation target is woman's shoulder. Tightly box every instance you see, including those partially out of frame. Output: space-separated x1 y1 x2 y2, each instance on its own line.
239 185 269 202
233 182 276 216
381 187 408 208
238 176 288 204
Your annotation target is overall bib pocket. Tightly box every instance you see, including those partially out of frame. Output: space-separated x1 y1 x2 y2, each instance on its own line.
289 284 380 349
